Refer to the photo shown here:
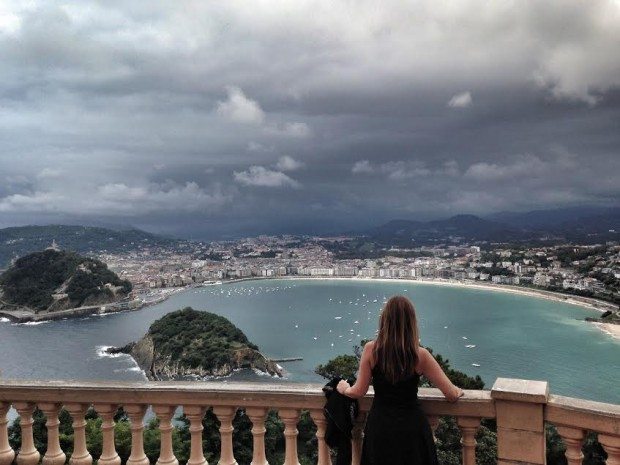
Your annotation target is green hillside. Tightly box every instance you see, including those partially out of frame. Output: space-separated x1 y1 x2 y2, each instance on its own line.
0 225 176 268
0 249 132 312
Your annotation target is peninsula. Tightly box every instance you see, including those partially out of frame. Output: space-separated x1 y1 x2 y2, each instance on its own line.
107 307 283 379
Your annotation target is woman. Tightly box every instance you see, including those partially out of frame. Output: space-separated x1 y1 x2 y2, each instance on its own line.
337 295 463 465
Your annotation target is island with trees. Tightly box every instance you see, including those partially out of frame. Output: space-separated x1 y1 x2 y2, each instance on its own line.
107 307 283 379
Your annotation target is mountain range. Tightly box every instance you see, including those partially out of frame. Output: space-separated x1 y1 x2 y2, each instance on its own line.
367 206 620 245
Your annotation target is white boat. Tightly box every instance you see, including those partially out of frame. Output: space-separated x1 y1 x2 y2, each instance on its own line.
472 363 481 367
462 336 468 340
334 316 342 320
465 344 476 348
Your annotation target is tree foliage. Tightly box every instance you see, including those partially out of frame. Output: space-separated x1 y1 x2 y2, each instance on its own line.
147 307 260 372
0 249 131 311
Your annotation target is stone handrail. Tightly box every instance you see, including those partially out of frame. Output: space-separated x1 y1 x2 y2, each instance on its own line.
0 378 618 465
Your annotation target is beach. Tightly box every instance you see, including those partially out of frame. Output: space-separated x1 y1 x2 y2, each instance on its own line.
592 322 620 340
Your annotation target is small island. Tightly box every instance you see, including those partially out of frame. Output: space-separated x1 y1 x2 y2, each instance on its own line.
0 249 132 321
107 307 283 379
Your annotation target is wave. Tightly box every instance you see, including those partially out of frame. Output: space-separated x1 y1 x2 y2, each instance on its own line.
0 317 10 323
113 366 144 373
13 320 52 326
96 345 129 358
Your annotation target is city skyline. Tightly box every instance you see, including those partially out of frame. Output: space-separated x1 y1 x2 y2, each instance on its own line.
1 1 619 239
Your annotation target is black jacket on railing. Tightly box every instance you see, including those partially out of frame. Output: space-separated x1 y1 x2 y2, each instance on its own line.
323 377 360 465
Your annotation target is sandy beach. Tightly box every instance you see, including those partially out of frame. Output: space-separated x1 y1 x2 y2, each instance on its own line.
592 322 620 340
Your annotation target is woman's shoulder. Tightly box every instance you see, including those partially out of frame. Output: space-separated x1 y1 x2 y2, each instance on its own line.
362 340 376 367
363 339 376 349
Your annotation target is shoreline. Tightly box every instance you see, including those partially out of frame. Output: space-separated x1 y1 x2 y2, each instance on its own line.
216 276 619 340
221 275 616 313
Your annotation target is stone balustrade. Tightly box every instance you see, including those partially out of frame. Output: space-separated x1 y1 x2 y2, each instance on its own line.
0 378 618 465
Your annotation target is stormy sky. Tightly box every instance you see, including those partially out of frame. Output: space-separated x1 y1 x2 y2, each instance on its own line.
1 1 619 239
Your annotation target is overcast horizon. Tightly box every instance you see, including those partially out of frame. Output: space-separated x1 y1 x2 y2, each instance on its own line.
1 1 619 239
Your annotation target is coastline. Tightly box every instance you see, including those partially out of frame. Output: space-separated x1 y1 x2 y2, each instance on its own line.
223 275 616 313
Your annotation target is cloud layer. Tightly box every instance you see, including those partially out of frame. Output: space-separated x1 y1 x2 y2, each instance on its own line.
0 0 619 237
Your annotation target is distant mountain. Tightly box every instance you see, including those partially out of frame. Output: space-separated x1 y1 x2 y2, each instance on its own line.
0 225 177 268
0 249 132 313
486 206 620 231
368 207 620 245
369 214 525 245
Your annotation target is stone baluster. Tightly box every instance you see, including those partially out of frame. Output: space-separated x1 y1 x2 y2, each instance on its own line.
39 403 66 465
184 406 208 465
491 378 549 465
457 416 481 465
279 409 301 465
556 426 585 465
124 405 149 465
309 409 332 465
13 402 40 465
351 412 366 465
153 405 179 465
598 434 620 465
0 402 15 465
65 403 93 465
94 404 121 465
427 415 440 443
246 407 269 465
213 406 237 465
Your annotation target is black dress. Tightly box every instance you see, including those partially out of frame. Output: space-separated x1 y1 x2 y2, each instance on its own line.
361 366 438 465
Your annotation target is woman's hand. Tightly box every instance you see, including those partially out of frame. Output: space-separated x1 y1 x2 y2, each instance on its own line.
448 387 464 403
337 379 350 395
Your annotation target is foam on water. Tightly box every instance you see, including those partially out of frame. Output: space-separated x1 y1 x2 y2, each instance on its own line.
96 345 129 358
13 320 51 326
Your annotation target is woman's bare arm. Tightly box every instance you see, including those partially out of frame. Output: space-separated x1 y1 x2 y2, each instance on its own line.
337 341 374 399
418 347 463 402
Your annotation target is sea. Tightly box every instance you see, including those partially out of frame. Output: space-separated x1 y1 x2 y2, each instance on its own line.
0 278 618 405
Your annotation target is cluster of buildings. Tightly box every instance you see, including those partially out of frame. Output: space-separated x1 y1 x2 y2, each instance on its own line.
97 236 620 305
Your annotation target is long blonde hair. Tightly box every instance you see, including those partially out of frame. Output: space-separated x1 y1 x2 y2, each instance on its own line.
373 295 420 384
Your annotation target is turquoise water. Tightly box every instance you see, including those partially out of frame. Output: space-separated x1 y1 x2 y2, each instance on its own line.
0 279 618 404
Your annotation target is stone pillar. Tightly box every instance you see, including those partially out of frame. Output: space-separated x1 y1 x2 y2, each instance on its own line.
184 406 208 465
457 416 481 465
279 409 301 465
153 405 179 465
351 412 366 465
0 402 15 465
13 402 40 465
213 406 237 465
598 434 620 465
309 409 332 465
39 403 66 465
124 405 149 465
555 426 584 465
65 403 93 465
491 378 549 465
94 404 121 465
245 407 269 465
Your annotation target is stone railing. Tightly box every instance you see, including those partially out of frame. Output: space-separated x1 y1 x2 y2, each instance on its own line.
0 378 618 465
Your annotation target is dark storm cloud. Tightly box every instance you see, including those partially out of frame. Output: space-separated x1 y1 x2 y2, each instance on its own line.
0 1 619 237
